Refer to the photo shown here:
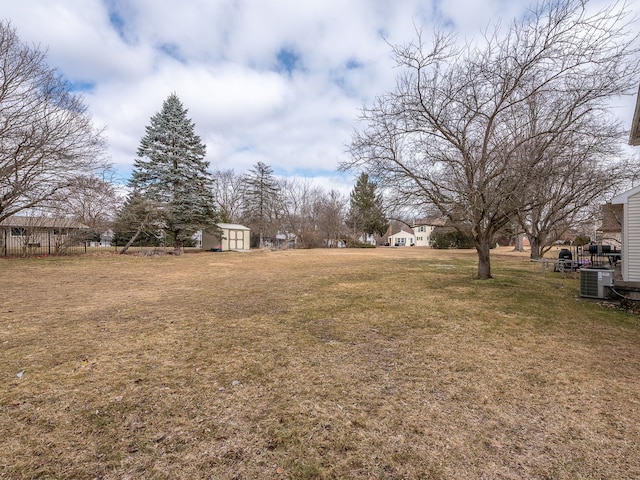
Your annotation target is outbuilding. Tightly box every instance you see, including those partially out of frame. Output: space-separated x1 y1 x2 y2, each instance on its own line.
201 223 251 252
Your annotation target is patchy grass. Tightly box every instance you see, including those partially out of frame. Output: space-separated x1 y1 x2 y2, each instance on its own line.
1 247 639 479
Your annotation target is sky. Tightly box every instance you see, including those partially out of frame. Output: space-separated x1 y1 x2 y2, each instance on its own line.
2 0 639 194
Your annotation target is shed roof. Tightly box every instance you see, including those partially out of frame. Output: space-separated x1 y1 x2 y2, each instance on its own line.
217 223 250 231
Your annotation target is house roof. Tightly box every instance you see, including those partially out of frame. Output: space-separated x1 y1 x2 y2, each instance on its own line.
413 218 446 227
389 229 416 237
631 82 640 146
0 215 89 229
611 184 640 205
217 223 250 231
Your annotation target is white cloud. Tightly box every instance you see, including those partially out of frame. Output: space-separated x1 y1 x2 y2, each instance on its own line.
3 0 639 192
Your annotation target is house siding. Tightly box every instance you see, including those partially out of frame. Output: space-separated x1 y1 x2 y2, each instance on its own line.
388 230 416 246
412 225 434 247
627 193 640 281
0 216 90 256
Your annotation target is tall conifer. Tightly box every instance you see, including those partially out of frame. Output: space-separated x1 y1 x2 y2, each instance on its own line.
347 172 388 243
128 93 219 251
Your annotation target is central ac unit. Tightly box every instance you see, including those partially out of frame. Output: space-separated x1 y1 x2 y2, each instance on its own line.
580 268 614 299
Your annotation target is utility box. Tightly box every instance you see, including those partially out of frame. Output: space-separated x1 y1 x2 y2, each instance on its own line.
580 268 614 299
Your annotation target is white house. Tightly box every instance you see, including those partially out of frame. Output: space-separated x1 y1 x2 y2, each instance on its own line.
610 82 640 282
611 186 640 282
412 223 435 247
389 229 416 247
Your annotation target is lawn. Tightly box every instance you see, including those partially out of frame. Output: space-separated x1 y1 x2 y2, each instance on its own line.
1 247 639 479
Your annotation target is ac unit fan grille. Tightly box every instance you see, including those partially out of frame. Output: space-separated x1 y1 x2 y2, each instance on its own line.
580 269 600 298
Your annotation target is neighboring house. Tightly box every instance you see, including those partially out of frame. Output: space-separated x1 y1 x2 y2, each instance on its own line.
0 216 89 255
412 219 442 247
388 229 416 247
201 223 251 252
358 233 376 246
598 203 622 247
411 218 449 247
412 224 434 247
87 229 114 248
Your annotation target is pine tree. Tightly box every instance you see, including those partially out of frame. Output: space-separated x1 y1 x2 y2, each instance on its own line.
242 162 280 248
347 172 388 244
128 93 219 252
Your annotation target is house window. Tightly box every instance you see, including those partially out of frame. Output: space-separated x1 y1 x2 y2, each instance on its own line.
397 237 406 245
419 226 425 232
11 227 27 237
53 228 68 236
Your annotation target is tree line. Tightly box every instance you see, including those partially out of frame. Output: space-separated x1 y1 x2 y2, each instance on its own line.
2 0 639 267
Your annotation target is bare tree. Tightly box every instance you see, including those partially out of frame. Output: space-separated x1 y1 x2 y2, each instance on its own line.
344 0 639 279
507 83 629 258
212 169 245 223
49 175 121 237
316 189 348 247
0 22 108 223
279 177 325 248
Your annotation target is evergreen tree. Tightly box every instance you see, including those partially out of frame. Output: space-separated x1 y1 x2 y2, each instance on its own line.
128 93 219 252
242 162 280 248
112 192 163 253
347 172 388 244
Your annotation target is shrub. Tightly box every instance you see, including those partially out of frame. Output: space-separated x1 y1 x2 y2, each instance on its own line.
430 229 475 249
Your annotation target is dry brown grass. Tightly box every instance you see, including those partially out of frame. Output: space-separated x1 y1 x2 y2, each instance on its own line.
1 247 639 479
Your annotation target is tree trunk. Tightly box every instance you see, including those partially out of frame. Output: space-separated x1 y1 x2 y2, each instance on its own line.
475 236 493 280
512 233 524 252
529 237 542 260
120 225 144 254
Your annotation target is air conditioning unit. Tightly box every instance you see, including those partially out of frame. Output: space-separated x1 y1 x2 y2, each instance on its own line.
580 268 614 299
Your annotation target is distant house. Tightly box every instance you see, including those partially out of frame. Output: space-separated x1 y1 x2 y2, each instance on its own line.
200 223 251 252
598 203 622 247
388 229 416 247
358 233 377 246
0 216 89 255
412 219 446 247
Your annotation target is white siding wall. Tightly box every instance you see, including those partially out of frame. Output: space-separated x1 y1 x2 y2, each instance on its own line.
413 225 434 247
627 193 640 281
388 231 416 246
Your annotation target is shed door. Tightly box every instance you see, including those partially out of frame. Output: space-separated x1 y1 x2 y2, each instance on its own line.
229 230 245 250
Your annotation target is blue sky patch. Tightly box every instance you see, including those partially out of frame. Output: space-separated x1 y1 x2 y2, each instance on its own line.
67 80 96 93
276 47 302 75
158 43 185 63
102 0 136 44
